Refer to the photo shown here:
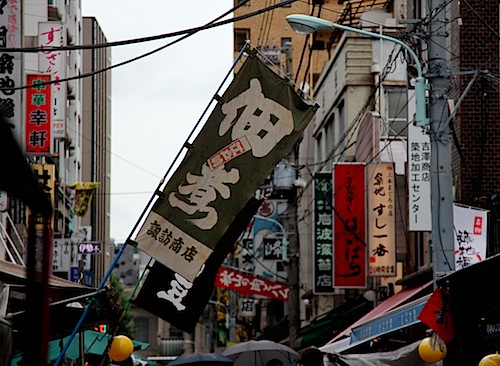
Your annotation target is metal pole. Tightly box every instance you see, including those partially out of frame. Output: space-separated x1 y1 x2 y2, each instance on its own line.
286 199 300 348
427 0 455 283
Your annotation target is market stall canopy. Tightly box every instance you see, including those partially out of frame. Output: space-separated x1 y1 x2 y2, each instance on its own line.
333 339 443 366
0 260 123 357
436 252 500 330
325 281 433 346
10 330 149 365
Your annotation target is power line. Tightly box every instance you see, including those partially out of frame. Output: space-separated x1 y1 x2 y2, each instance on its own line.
0 0 297 92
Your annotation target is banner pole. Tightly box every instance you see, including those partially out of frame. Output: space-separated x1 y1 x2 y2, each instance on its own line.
53 43 250 366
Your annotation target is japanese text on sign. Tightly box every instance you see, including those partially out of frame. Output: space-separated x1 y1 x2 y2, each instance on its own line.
367 163 396 276
313 172 334 294
333 163 367 288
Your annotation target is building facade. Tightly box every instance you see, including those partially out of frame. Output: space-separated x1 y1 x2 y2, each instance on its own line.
0 0 112 357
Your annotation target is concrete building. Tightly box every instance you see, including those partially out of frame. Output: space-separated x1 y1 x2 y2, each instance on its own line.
81 16 113 286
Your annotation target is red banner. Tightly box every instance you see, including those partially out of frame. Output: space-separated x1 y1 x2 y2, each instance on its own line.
26 74 51 154
418 287 455 343
215 266 289 301
332 163 367 288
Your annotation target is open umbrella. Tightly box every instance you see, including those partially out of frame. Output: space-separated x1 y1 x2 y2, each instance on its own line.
169 352 235 366
223 340 298 366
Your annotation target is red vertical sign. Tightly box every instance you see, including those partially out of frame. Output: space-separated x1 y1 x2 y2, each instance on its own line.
26 74 51 154
333 163 367 288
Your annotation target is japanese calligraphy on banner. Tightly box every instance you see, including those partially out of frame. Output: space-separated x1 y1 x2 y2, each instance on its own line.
38 22 67 139
215 266 289 301
0 0 22 143
313 172 334 294
67 182 100 217
332 163 367 288
26 74 51 154
407 99 431 231
131 197 262 333
453 203 488 270
134 51 318 282
367 163 396 276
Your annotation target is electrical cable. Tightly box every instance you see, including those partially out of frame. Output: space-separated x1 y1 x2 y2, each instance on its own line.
0 0 297 92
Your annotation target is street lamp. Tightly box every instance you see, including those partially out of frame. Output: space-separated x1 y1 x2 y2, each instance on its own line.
287 14 456 283
286 14 429 127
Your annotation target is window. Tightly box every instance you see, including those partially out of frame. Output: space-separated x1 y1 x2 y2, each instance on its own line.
234 28 250 52
134 317 150 342
384 88 408 137
281 37 292 51
170 325 184 338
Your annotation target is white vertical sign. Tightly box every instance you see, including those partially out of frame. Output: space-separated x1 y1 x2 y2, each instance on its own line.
53 239 76 273
367 163 396 276
0 0 22 144
407 90 432 231
453 203 488 270
38 22 67 139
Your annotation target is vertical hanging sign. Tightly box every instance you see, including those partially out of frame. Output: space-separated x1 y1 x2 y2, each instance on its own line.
0 0 22 144
313 172 334 294
453 203 488 270
332 163 367 289
38 22 67 139
26 74 52 154
133 53 318 283
367 163 396 276
407 90 431 231
28 164 55 230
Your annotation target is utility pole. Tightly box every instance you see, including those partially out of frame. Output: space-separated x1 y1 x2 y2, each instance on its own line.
286 195 300 349
427 0 456 282
283 46 300 349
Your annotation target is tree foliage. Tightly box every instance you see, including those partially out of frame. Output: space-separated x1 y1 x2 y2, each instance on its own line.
109 273 135 337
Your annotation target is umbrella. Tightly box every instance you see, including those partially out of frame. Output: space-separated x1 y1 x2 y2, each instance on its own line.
169 352 235 366
223 340 299 366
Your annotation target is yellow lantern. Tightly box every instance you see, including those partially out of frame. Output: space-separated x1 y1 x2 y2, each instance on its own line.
479 353 500 366
418 336 447 363
108 335 134 362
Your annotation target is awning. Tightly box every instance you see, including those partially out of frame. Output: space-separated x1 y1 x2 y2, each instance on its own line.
323 281 433 347
334 339 444 366
0 260 124 357
436 252 500 329
0 259 93 297
321 294 431 354
10 330 150 365
294 296 373 350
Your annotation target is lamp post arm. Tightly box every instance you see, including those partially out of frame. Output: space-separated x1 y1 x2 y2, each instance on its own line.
327 22 429 127
286 14 429 126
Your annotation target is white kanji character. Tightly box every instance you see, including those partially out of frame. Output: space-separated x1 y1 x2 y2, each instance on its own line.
156 273 193 311
169 162 240 230
219 78 293 157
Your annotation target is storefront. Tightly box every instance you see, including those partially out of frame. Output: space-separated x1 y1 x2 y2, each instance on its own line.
320 281 433 358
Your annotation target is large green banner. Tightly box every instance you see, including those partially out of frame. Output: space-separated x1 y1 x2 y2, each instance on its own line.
134 50 318 282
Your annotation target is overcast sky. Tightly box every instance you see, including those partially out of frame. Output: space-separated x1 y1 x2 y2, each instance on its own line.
81 1 234 244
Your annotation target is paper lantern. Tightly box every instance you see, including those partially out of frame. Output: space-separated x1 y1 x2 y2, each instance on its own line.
418 336 447 363
479 353 500 366
108 335 134 362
